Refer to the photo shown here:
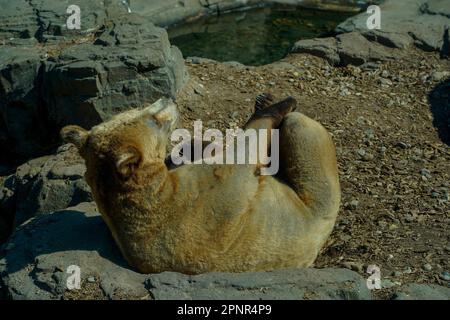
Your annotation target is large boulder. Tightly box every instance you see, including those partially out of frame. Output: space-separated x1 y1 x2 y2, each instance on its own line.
336 0 450 53
292 0 450 65
0 202 147 300
0 144 91 242
0 4 188 164
42 15 187 130
0 46 50 164
393 283 450 300
0 1 41 41
146 268 372 300
292 32 399 66
0 0 123 43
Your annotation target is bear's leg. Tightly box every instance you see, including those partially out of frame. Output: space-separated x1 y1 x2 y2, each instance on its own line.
279 112 340 217
236 95 296 171
244 94 297 130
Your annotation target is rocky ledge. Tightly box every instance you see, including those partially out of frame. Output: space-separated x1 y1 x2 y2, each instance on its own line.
0 1 187 164
292 0 450 66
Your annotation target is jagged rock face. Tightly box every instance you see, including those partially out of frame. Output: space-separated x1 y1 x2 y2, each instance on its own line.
292 0 450 66
0 144 91 242
393 284 450 300
0 1 188 165
41 16 187 130
291 32 402 67
336 0 450 53
0 47 50 163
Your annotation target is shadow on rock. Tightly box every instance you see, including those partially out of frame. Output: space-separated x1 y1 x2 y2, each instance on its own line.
0 203 154 299
428 77 450 146
0 203 130 275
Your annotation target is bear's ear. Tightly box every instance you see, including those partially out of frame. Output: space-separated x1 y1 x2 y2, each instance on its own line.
144 98 179 132
60 125 89 149
115 146 142 180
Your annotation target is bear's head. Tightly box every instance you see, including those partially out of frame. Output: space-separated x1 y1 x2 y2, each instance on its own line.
61 98 178 193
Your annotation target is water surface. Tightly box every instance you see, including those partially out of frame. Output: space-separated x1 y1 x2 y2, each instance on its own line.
168 5 356 66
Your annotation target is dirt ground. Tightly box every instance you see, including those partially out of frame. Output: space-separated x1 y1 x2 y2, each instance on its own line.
176 49 450 299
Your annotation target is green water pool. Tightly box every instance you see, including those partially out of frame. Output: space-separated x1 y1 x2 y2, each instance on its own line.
168 4 356 66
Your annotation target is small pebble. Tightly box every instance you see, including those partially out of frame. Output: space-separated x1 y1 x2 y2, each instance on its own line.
357 148 366 157
340 88 350 96
87 276 96 283
420 168 431 179
365 129 375 140
403 267 413 274
379 78 392 86
423 263 432 271
431 71 450 82
393 271 403 277
430 191 440 198
395 142 408 149
439 272 450 281
348 200 359 210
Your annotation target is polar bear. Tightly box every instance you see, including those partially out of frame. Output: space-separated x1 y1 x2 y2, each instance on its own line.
61 94 340 274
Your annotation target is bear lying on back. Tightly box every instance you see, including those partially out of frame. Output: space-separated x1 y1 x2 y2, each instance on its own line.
61 95 340 274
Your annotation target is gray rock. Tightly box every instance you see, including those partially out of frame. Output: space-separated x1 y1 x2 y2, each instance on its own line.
336 32 398 66
0 144 92 238
42 16 187 129
0 46 52 164
420 168 432 179
440 271 450 281
291 37 340 65
393 283 450 300
381 279 397 289
0 202 149 300
271 1 441 67
146 268 373 300
362 30 414 49
336 0 450 53
431 71 450 82
0 0 124 43
422 263 433 271
0 8 187 163
422 0 450 19
292 32 399 66
347 200 359 210
0 1 40 41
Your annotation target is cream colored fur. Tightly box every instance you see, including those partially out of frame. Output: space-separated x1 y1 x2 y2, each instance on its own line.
61 97 341 274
